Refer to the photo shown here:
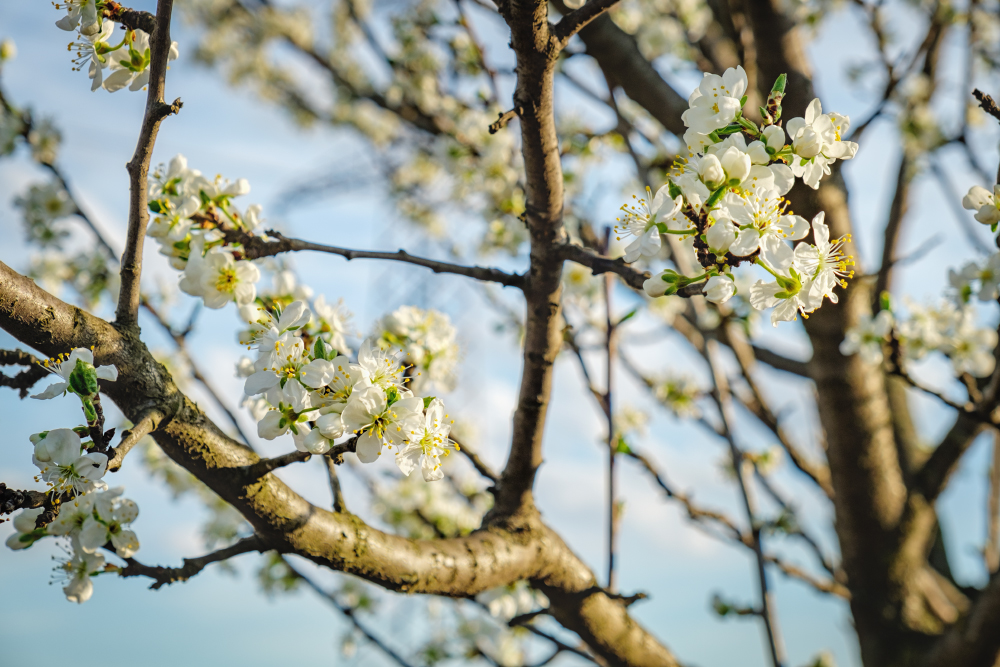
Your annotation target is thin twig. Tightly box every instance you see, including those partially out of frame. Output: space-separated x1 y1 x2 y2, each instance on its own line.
282 558 420 667
324 456 349 513
552 0 624 48
706 340 787 667
450 436 498 482
120 535 265 589
223 229 525 289
116 0 182 326
107 406 170 472
489 108 520 134
0 349 47 398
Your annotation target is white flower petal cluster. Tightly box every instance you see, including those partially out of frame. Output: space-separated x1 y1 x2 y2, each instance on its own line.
476 581 549 621
31 347 117 400
146 155 263 309
748 214 854 326
681 66 748 136
949 253 1000 303
31 428 108 494
629 69 857 326
963 185 1000 227
375 305 459 393
239 301 453 474
785 99 858 189
57 1 180 92
840 311 893 365
896 301 997 377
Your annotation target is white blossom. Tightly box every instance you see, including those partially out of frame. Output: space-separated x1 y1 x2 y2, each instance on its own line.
199 248 260 309
342 385 424 463
395 398 457 481
681 66 748 135
962 185 1000 226
31 428 108 494
32 348 117 400
840 311 893 364
59 551 105 603
4 508 44 551
704 274 737 304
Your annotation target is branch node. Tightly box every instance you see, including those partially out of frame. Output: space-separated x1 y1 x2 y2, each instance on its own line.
489 108 521 134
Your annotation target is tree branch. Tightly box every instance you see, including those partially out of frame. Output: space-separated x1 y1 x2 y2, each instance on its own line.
115 0 181 326
559 243 703 296
222 229 525 289
107 406 170 472
282 557 419 667
552 0 623 48
120 535 266 589
0 348 47 399
548 0 687 136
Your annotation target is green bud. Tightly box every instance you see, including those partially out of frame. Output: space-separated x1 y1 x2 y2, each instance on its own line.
880 291 893 313
82 398 97 423
72 426 90 436
770 73 787 96
68 358 98 397
705 185 728 209
386 386 400 407
660 270 682 284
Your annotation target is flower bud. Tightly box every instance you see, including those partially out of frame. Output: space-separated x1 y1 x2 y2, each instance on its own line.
0 39 16 62
704 275 736 304
792 127 822 158
762 125 785 152
68 359 98 397
643 271 678 298
697 155 725 189
719 147 751 184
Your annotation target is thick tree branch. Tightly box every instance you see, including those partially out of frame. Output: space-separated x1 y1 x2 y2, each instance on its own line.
115 0 181 326
120 535 266 589
0 260 677 667
914 413 988 503
222 229 525 289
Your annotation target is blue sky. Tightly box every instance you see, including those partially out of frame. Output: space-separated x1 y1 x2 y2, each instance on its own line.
1 1 999 666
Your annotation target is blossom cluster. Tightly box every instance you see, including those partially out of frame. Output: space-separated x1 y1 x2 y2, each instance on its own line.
839 183 1000 378
374 306 459 393
146 155 264 309
55 0 179 92
240 299 459 481
621 67 858 326
6 348 141 604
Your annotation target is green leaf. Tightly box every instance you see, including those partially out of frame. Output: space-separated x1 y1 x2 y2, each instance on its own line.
771 73 787 95
667 180 682 199
422 396 436 409
617 308 638 326
739 95 748 107
313 338 328 361
615 436 632 454
148 200 164 214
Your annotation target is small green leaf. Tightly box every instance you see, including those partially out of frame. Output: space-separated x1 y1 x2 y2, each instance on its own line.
615 436 632 454
771 73 787 95
617 308 638 325
422 396 436 409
